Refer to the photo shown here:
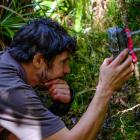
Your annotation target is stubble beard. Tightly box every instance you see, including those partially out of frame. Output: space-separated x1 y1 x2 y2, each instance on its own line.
40 68 49 84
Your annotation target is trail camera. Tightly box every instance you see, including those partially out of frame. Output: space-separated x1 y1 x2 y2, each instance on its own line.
107 26 139 63
107 27 127 57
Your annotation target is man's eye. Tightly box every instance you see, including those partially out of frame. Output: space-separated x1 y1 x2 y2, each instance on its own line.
62 60 67 64
64 59 70 64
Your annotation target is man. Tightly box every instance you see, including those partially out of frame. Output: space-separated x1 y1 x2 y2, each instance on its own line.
0 18 134 140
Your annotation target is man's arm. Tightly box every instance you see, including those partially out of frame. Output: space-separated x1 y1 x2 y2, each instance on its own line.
44 49 134 140
43 86 112 140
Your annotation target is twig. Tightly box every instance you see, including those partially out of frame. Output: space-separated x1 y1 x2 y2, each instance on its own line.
112 104 140 117
77 88 96 96
134 63 140 88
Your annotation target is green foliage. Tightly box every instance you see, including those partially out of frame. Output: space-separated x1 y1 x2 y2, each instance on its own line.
104 0 122 27
33 0 75 28
113 113 139 140
1 0 140 139
126 0 140 30
74 0 86 32
0 0 34 48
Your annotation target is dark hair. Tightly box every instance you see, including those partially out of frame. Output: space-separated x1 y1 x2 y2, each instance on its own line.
9 18 76 62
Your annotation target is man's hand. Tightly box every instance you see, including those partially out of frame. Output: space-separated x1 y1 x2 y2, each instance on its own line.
45 79 71 103
97 48 134 96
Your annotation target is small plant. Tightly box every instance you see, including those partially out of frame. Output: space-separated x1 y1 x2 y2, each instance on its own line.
0 0 34 48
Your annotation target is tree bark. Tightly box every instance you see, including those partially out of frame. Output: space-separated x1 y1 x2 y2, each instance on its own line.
91 0 109 27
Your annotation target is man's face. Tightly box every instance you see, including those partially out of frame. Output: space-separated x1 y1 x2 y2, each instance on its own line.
42 51 71 83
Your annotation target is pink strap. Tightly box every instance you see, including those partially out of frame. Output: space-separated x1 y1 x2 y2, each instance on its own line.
124 28 137 63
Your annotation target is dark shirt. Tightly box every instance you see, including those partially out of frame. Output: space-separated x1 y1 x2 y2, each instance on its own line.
0 50 65 139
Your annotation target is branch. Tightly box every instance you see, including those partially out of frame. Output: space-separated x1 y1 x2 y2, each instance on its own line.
112 104 140 118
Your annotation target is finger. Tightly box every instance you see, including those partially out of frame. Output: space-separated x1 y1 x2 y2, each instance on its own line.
118 55 133 71
122 71 134 82
116 71 134 88
49 88 70 98
102 57 114 66
45 79 66 87
118 63 134 80
53 94 71 103
49 91 57 98
112 49 129 66
48 84 69 93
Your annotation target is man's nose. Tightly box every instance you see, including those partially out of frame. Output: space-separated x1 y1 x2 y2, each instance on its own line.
64 65 71 74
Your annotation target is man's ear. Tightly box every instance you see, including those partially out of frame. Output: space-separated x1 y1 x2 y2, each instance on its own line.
32 53 47 69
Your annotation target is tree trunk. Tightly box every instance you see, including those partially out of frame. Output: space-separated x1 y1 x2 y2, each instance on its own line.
91 0 109 27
